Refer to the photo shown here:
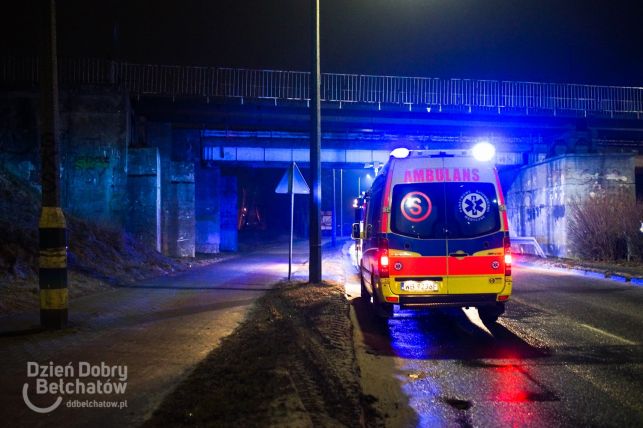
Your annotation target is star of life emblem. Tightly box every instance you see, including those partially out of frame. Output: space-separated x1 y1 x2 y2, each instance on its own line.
459 191 490 221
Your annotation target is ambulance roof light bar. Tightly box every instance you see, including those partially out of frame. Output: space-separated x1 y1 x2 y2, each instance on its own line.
390 148 469 158
390 144 496 161
390 147 410 159
471 141 496 162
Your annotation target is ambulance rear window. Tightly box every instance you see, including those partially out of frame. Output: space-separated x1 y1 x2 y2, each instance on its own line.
391 182 500 239
445 182 501 239
391 183 446 239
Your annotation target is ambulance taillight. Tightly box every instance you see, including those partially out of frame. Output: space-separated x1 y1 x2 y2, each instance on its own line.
378 238 389 278
504 236 512 276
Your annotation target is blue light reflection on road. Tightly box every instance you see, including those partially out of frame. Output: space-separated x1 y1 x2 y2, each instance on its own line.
383 306 543 427
388 308 445 427
389 308 436 360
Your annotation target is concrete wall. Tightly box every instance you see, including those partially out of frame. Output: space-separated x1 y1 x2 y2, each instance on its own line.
507 153 636 257
220 175 238 252
126 148 160 251
147 123 174 255
172 128 200 162
144 124 238 257
0 92 244 258
195 164 221 253
60 89 130 227
0 89 131 226
0 92 40 184
164 162 195 257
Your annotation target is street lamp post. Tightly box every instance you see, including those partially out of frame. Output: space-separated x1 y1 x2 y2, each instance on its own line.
39 0 68 329
309 0 322 283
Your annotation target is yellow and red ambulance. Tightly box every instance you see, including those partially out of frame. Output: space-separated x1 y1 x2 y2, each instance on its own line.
352 144 512 323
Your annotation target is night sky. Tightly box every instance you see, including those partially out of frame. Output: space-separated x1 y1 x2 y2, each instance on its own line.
2 0 642 85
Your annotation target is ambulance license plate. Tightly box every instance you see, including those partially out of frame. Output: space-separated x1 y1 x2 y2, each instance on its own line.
401 280 439 292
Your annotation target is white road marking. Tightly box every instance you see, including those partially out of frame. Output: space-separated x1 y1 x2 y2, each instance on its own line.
578 323 637 345
462 307 493 336
508 296 639 347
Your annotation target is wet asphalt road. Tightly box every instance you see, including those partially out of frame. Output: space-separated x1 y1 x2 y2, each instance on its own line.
2 240 642 427
0 242 309 428
349 261 643 427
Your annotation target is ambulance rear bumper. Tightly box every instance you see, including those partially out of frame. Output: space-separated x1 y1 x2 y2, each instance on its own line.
398 293 498 308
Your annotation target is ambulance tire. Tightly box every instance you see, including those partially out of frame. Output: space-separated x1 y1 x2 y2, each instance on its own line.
478 303 505 324
372 276 393 318
360 273 369 300
374 298 393 319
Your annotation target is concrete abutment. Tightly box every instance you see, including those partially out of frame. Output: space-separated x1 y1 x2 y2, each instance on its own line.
146 123 238 257
506 153 636 258
125 147 161 252
195 164 221 254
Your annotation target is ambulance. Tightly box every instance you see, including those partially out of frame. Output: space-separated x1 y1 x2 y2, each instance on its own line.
351 144 512 323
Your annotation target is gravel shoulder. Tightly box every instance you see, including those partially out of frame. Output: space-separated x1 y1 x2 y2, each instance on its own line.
144 279 382 428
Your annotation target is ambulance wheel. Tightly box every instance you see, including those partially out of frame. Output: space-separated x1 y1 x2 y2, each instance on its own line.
360 273 369 300
372 285 393 318
478 303 505 324
374 299 393 319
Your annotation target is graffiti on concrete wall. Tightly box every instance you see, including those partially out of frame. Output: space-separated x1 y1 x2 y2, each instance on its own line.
74 156 110 170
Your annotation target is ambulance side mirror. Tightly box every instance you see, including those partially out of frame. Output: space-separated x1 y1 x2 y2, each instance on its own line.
351 223 361 240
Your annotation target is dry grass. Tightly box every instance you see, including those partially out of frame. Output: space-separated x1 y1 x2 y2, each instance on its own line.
568 190 643 261
0 166 209 314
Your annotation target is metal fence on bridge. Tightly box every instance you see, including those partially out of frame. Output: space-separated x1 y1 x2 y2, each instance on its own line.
2 56 642 116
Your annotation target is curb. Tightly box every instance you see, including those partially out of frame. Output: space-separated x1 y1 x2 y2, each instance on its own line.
516 260 643 286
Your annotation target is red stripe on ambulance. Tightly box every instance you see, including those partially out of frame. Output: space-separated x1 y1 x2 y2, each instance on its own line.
448 255 505 276
389 256 448 276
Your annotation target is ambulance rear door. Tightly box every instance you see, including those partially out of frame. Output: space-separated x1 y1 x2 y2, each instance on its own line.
387 156 449 294
442 156 505 295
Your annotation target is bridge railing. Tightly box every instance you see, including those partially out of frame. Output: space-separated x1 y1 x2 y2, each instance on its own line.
2 56 642 115
0 56 118 85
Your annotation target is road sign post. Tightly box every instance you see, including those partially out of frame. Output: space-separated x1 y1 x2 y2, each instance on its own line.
332 169 336 247
339 169 343 237
290 190 294 279
276 162 310 280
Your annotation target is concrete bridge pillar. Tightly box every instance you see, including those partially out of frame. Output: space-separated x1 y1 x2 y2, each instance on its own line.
147 123 196 257
126 148 160 252
146 123 239 256
220 175 238 252
195 164 221 253
164 162 195 257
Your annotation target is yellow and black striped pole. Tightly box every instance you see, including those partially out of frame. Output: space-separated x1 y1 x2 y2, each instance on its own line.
39 0 67 329
39 208 68 328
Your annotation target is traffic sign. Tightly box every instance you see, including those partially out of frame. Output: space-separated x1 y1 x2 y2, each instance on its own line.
275 162 310 194
275 162 309 280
